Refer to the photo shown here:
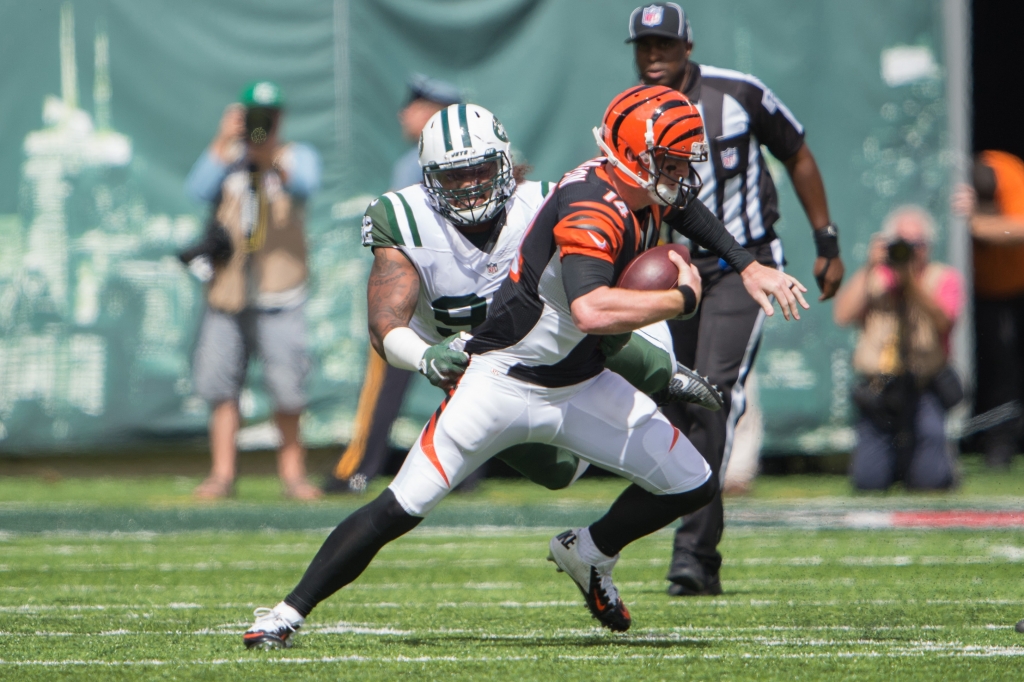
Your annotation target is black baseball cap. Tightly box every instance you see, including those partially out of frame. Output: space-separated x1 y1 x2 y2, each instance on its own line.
626 3 693 43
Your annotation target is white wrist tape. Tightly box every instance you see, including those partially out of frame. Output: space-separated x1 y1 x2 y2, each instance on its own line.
382 327 430 372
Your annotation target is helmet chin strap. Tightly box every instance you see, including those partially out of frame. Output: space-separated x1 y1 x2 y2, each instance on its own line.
592 125 674 207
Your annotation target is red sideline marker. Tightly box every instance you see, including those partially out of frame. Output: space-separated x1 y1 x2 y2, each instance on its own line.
892 511 1024 529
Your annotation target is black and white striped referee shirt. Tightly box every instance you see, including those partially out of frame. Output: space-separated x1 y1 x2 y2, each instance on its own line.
676 63 806 253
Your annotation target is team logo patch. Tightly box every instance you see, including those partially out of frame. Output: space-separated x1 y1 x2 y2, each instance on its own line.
720 147 739 170
492 118 509 143
252 82 278 105
486 262 499 275
641 5 664 27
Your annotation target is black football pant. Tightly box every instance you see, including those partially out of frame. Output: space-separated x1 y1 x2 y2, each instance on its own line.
663 253 767 578
974 295 1024 466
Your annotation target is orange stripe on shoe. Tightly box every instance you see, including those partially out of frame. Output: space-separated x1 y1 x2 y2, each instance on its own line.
670 428 680 450
419 400 451 487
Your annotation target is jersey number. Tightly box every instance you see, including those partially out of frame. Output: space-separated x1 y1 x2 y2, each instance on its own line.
431 294 488 337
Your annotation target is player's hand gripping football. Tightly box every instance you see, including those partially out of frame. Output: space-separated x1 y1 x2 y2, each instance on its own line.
668 250 702 318
419 333 470 391
739 262 809 321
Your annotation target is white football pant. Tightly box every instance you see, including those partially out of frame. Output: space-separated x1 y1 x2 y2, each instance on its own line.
388 354 712 517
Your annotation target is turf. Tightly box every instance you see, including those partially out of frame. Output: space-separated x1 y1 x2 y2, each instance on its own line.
1 464 1023 679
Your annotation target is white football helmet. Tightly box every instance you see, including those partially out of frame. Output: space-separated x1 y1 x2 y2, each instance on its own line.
419 103 516 227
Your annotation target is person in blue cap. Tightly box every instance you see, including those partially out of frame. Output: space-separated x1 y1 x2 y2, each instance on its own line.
324 74 463 495
390 74 464 190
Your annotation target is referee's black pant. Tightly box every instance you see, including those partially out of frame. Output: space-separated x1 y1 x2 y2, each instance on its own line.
663 246 772 579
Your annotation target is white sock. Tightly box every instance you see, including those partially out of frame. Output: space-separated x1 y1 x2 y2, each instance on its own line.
575 526 616 565
274 601 304 625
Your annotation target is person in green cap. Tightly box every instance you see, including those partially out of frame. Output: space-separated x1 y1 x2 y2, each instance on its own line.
183 81 322 500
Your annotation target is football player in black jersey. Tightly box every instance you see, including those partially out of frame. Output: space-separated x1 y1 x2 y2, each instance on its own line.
242 86 807 646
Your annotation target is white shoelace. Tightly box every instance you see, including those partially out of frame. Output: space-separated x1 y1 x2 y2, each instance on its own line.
252 607 297 633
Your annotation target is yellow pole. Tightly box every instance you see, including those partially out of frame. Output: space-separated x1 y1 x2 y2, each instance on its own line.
334 350 389 480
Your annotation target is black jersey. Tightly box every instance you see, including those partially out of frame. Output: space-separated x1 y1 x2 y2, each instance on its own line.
465 159 753 388
678 64 806 250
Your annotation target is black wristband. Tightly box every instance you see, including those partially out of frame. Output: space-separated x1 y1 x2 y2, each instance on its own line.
813 222 840 258
676 284 698 317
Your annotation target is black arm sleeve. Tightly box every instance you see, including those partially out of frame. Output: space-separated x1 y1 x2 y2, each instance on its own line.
562 254 615 305
667 200 755 272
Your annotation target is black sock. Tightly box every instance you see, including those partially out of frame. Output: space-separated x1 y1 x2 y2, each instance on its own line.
284 488 421 616
588 476 717 558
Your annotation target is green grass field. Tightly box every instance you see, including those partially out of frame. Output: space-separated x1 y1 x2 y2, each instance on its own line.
2 464 1024 680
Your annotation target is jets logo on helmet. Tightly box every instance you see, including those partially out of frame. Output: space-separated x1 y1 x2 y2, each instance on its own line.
592 85 707 208
419 104 516 227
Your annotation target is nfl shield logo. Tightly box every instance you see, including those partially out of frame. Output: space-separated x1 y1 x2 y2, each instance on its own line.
641 5 664 27
487 262 499 275
721 147 739 170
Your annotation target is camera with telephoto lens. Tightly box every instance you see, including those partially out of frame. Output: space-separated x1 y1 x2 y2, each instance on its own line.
178 219 234 283
245 107 277 145
886 238 914 266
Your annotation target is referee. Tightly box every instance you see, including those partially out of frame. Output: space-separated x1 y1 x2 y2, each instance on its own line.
624 4 845 595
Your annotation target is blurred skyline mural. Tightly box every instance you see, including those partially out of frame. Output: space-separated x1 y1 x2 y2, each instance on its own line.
0 1 958 454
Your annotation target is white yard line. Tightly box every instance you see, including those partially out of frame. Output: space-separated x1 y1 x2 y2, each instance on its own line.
4 551 1023 572
3 645 1024 665
5 597 1024 614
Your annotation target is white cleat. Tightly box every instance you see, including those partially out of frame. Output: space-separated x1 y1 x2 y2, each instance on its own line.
243 605 303 650
547 528 631 632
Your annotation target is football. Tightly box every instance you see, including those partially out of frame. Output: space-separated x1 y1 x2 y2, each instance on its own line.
616 243 691 291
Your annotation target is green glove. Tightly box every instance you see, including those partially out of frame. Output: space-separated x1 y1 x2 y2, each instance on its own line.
419 334 470 389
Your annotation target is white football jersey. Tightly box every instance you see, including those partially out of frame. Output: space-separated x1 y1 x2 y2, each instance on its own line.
362 181 553 344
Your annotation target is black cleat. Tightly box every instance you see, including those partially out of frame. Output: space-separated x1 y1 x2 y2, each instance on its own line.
667 553 722 596
547 529 631 632
1016 619 1024 634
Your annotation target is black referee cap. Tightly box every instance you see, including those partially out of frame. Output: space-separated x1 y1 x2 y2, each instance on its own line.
626 3 693 43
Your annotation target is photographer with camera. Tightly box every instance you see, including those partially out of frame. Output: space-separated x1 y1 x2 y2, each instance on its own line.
182 81 322 500
833 206 964 490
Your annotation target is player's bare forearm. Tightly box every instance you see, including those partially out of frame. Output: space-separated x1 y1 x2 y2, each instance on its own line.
367 248 420 357
571 287 688 335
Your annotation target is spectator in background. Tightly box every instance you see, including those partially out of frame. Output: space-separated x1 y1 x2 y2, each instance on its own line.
391 75 465 191
956 152 1024 469
324 75 462 494
184 81 322 500
833 206 964 491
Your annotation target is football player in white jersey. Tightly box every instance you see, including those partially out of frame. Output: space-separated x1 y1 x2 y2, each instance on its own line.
243 99 732 649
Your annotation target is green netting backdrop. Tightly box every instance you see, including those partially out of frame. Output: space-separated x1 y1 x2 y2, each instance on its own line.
0 0 954 454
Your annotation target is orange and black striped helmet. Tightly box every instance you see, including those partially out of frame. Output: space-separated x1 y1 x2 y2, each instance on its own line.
592 85 708 207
